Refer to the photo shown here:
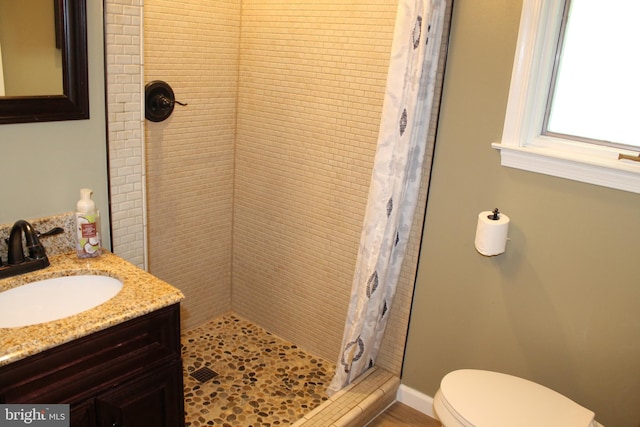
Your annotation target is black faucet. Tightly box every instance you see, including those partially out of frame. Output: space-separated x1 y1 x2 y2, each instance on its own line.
0 220 62 280
8 220 47 264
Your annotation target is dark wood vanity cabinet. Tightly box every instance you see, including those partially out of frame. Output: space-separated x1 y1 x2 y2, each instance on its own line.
72 363 184 427
0 304 185 427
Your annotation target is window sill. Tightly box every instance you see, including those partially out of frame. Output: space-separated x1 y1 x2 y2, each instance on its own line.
491 143 640 194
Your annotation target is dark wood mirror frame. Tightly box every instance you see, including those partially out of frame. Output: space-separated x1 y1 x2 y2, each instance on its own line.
0 0 89 125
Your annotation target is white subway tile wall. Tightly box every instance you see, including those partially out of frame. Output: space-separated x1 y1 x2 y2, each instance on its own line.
105 0 146 268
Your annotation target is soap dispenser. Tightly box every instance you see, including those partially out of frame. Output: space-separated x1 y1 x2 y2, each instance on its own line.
75 188 102 258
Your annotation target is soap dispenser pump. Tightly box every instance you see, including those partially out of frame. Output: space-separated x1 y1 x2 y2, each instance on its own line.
75 188 102 258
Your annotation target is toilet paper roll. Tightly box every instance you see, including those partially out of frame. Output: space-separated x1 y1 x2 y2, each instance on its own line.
475 211 510 256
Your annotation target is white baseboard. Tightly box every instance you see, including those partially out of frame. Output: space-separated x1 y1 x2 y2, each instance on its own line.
396 384 436 419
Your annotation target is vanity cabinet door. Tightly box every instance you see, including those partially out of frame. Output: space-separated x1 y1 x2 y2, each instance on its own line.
70 400 96 427
94 363 184 427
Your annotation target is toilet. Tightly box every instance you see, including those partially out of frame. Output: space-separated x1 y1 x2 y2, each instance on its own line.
433 369 601 427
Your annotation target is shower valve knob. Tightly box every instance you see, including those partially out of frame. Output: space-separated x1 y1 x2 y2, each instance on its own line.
145 80 187 122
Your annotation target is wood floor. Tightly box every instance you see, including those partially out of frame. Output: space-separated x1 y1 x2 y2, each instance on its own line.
368 402 442 427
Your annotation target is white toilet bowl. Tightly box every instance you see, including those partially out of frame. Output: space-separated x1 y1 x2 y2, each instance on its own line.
433 369 600 427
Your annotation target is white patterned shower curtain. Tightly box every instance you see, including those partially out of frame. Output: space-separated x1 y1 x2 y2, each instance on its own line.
327 0 446 395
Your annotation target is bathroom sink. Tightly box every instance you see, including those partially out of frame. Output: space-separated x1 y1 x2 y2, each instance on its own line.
0 275 123 328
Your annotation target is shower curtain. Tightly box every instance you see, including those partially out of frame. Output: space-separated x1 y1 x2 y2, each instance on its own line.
328 0 446 395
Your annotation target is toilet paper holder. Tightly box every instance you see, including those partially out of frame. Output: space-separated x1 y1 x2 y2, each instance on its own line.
145 80 188 122
488 208 501 220
475 208 510 256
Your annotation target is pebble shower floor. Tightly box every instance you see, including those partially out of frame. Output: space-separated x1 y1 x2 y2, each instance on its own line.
181 313 335 426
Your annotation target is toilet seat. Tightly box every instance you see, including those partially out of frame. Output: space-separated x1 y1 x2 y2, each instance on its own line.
434 369 595 427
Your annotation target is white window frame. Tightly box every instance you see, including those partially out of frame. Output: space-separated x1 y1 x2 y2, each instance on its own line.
491 0 640 194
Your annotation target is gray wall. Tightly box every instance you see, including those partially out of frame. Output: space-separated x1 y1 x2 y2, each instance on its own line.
402 2 640 427
0 0 110 249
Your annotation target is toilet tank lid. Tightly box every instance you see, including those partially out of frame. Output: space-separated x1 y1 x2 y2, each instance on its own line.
439 369 595 427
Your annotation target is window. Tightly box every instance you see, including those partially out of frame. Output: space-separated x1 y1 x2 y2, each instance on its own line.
492 0 640 193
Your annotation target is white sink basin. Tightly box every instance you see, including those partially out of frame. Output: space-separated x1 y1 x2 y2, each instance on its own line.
0 275 123 328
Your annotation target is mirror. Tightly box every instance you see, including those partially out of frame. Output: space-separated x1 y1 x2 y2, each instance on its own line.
0 0 63 96
0 0 88 124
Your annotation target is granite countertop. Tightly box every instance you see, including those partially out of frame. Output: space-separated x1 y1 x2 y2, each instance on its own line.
0 251 184 367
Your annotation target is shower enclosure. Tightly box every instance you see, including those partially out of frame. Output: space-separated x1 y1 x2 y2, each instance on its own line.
106 0 450 398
